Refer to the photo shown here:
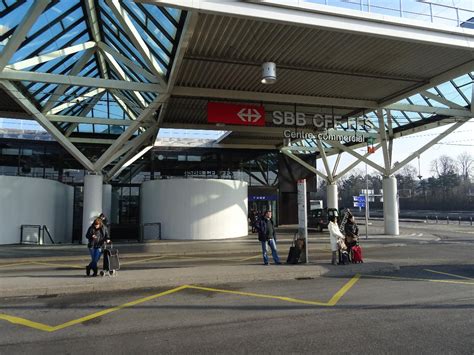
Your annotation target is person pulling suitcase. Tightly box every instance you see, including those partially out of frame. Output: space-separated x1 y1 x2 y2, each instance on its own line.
85 217 110 277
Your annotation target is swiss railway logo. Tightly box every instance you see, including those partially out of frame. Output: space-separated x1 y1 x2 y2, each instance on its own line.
237 108 261 123
207 102 265 126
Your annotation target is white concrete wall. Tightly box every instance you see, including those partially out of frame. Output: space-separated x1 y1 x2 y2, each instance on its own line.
0 176 74 245
141 179 248 240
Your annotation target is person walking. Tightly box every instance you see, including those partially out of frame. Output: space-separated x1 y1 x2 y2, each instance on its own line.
344 213 359 258
256 210 281 265
85 217 110 276
328 215 345 265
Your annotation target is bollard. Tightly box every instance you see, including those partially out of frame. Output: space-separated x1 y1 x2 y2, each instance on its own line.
425 216 428 223
459 216 461 225
471 217 473 226
436 216 438 224
447 216 449 224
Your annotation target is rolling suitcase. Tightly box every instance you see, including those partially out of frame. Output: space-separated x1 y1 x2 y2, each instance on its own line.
101 243 120 276
351 245 363 263
286 233 303 264
286 245 301 264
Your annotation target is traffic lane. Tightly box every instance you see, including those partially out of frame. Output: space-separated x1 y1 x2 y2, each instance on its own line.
1 268 473 354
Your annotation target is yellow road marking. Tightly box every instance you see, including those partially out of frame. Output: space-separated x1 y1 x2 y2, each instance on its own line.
0 285 188 332
121 255 166 265
424 269 473 281
362 274 474 285
239 255 261 261
0 276 360 332
0 262 32 268
31 262 83 269
327 274 361 306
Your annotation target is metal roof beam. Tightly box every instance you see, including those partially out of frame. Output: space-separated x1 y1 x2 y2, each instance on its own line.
69 137 117 144
41 48 96 114
0 80 95 171
333 144 382 180
329 140 386 174
390 118 470 175
280 148 327 180
47 115 134 126
378 60 474 107
0 1 51 72
172 86 378 109
84 0 110 82
0 69 162 92
106 130 157 180
106 0 167 88
93 96 163 171
386 103 472 117
7 42 96 71
101 49 147 109
109 90 140 120
98 42 158 83
48 88 106 115
64 91 107 137
420 90 466 110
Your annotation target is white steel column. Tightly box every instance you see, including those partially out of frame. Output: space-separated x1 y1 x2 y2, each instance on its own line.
102 184 112 223
82 174 103 244
327 183 338 210
382 176 399 236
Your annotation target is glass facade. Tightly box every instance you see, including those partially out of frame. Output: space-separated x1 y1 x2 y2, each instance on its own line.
303 0 474 28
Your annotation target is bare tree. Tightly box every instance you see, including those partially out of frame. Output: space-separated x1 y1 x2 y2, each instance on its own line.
457 151 473 180
430 155 459 177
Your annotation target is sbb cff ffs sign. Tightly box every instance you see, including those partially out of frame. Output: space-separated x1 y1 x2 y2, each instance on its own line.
207 102 265 126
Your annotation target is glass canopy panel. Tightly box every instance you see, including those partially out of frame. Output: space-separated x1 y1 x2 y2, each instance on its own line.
0 1 32 53
77 124 94 133
99 0 151 71
452 74 473 88
408 94 427 106
10 2 84 63
436 81 470 106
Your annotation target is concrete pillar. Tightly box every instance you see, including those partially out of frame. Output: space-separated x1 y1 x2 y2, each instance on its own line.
102 184 112 222
382 176 399 235
82 174 103 244
327 182 338 210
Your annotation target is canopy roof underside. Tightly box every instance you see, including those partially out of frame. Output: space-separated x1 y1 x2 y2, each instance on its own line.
0 0 472 175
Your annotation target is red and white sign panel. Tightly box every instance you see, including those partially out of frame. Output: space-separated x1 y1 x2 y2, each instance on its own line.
207 102 265 126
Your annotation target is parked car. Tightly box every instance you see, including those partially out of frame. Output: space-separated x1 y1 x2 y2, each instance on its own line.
308 208 339 232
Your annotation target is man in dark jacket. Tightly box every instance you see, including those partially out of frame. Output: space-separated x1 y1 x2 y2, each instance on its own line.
256 210 281 265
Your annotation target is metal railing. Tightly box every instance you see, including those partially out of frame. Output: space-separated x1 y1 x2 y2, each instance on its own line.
424 215 473 226
302 0 474 28
42 225 55 244
20 225 55 244
20 225 42 244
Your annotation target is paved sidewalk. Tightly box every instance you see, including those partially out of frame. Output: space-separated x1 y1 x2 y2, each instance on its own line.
0 262 398 298
0 229 438 298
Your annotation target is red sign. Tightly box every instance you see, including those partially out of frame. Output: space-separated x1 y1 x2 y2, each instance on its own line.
207 102 265 126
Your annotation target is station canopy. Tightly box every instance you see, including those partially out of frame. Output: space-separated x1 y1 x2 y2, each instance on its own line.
0 0 473 179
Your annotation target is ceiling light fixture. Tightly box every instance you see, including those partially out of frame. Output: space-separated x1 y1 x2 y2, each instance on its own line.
261 62 277 84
